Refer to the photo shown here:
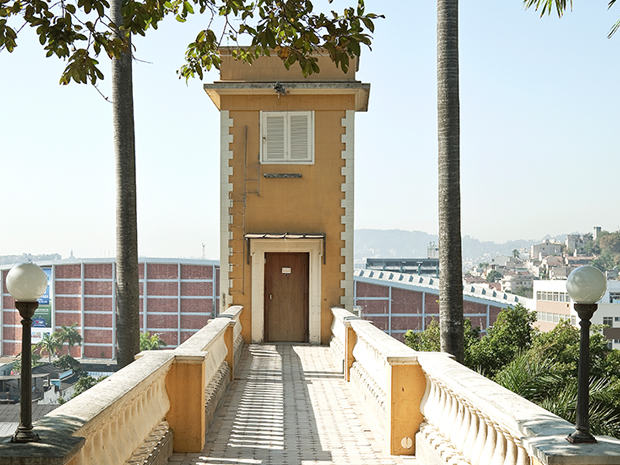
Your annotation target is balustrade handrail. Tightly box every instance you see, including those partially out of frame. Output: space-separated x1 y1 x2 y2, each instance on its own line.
0 307 245 464
178 305 243 353
331 306 620 463
331 307 417 364
417 352 573 441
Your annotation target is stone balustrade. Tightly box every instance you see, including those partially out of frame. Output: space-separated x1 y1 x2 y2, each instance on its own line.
330 307 426 456
330 307 620 464
0 305 244 465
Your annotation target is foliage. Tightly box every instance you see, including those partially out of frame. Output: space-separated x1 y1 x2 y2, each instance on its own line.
35 332 63 362
404 319 441 352
494 352 620 437
72 375 107 398
57 324 83 353
11 347 42 373
466 304 537 377
0 0 383 85
527 319 617 380
406 306 620 438
590 231 620 271
514 286 533 299
486 270 503 283
404 317 479 364
139 332 167 350
523 0 620 38
53 354 83 376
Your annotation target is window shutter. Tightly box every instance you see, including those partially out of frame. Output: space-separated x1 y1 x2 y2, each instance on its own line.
264 114 286 161
289 113 310 161
261 111 313 163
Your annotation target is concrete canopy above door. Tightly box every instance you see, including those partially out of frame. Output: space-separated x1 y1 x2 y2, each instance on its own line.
249 238 323 344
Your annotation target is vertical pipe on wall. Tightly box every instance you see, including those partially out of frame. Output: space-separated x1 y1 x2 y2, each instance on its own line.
112 261 117 360
143 262 147 333
80 262 85 356
212 264 217 318
353 276 357 316
178 263 181 347
51 265 56 342
388 285 392 336
422 291 426 331
0 270 4 355
487 304 490 330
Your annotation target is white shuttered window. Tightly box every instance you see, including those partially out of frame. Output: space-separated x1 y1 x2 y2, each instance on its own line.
261 111 314 163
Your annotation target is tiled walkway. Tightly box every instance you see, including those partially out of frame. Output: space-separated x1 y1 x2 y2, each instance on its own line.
168 344 418 465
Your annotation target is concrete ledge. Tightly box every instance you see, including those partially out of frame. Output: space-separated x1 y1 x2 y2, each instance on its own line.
0 435 84 465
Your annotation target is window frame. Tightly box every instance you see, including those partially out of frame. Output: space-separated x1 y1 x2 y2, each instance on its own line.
260 111 315 165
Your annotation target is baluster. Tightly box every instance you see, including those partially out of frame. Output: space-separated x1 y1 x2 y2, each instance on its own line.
106 421 121 465
489 424 507 465
93 429 104 465
478 417 497 465
436 384 452 437
470 411 487 465
462 404 478 463
502 431 519 465
515 436 530 465
420 376 434 419
454 399 471 455
449 396 465 449
444 388 459 444
430 383 449 446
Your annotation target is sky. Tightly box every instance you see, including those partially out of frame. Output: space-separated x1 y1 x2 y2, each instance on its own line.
0 1 618 260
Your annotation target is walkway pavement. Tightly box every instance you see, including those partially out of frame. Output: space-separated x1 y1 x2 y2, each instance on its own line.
168 344 418 465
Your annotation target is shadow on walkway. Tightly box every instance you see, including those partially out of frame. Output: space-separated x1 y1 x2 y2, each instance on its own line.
169 344 416 465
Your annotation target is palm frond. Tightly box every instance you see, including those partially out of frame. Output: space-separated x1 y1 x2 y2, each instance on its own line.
523 0 573 17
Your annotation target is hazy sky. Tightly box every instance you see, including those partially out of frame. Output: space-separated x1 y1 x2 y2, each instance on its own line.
1 1 618 260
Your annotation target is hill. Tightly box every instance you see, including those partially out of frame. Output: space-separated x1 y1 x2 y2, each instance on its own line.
354 229 536 270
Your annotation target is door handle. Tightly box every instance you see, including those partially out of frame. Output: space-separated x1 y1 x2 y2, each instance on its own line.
269 294 273 300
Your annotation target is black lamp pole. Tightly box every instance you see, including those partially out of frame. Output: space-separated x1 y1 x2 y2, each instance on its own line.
567 303 598 444
12 301 40 443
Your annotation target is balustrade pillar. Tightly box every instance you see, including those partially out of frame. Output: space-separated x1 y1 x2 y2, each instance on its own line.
224 319 236 380
165 353 207 452
345 324 356 381
387 362 426 455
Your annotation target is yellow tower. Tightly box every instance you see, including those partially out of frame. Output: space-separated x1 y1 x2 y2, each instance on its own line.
204 48 369 344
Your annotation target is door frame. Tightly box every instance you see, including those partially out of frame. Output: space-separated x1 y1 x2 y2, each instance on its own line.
250 238 322 344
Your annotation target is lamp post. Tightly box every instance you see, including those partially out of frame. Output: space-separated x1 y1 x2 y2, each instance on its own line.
5 263 48 443
565 265 607 444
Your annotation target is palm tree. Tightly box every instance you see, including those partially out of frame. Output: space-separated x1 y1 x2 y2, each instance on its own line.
111 0 140 370
36 332 62 363
437 0 464 363
58 324 83 355
523 0 620 38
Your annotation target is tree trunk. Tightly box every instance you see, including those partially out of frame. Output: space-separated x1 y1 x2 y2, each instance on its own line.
111 0 140 369
437 0 464 363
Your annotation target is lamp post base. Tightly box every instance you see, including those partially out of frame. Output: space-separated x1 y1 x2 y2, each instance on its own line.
567 429 597 444
11 425 40 443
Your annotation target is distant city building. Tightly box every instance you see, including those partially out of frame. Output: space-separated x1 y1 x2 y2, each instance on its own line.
500 272 533 293
533 279 620 349
365 258 439 276
1 258 220 358
530 240 563 260
354 269 525 341
594 226 602 240
427 242 439 259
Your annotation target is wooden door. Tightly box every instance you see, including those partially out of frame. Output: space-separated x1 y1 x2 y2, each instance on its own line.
264 252 309 342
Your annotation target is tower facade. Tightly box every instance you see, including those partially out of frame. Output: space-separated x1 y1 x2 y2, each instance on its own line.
205 49 369 344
